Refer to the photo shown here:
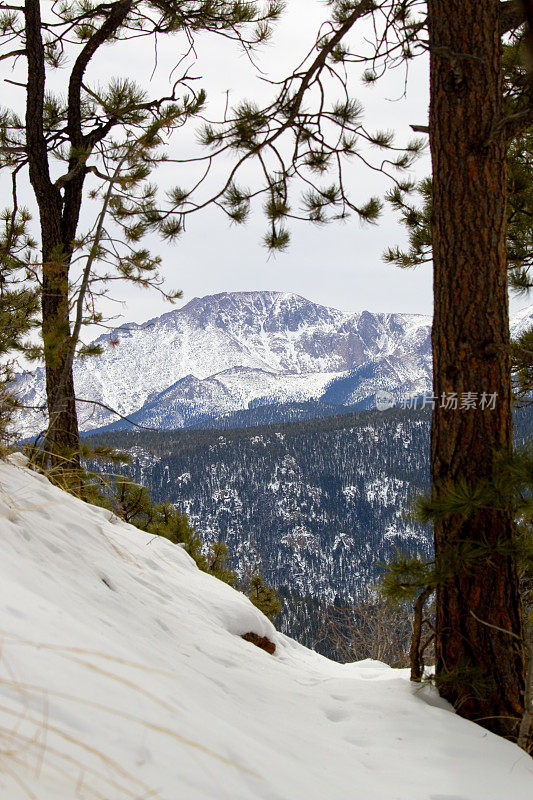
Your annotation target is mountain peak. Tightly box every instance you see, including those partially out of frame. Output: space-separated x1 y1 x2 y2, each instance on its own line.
16 290 529 437
14 291 433 436
181 290 322 314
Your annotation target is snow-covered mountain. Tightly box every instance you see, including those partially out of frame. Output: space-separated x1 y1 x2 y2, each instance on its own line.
510 303 533 339
1 453 531 799
14 291 532 435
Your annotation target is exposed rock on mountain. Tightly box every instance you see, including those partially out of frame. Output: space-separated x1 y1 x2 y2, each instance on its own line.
14 290 532 435
15 291 433 434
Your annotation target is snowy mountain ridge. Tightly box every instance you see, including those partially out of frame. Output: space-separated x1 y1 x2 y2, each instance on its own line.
14 290 533 434
0 453 531 799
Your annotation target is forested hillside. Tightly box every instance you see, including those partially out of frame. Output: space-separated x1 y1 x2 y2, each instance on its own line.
88 406 531 649
90 409 429 595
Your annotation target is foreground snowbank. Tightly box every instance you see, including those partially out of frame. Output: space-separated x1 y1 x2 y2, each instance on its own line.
0 455 531 800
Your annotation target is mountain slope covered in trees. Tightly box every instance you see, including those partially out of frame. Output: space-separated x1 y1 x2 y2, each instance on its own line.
90 409 432 601
89 407 533 648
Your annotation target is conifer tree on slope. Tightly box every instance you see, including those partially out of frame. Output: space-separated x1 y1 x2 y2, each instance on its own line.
336 0 531 741
212 0 531 741
1 1 384 468
378 23 533 731
302 0 530 743
213 0 532 741
422 0 528 740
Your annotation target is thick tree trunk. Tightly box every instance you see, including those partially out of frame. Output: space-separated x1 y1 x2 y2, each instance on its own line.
41 252 80 462
25 0 80 465
24 0 132 467
428 0 526 739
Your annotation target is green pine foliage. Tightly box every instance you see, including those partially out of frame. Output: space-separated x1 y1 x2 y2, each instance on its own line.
384 40 533 288
384 133 533 282
507 129 533 293
381 446 533 713
205 541 238 586
382 178 432 269
246 574 282 620
380 551 435 604
384 39 533 406
0 208 40 450
414 447 533 524
512 326 533 405
382 447 533 594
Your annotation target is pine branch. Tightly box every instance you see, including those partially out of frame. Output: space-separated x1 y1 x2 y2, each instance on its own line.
503 107 533 141
469 609 522 640
76 397 158 431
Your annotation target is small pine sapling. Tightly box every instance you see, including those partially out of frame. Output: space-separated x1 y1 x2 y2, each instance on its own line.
246 574 282 621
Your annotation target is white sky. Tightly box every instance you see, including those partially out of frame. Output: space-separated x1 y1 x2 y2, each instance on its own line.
103 0 436 322
5 1 529 330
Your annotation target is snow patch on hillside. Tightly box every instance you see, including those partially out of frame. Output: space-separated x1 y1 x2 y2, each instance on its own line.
0 455 531 799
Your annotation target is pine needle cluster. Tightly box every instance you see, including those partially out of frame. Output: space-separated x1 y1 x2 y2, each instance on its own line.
0 208 40 451
383 448 533 601
383 35 533 287
246 574 282 620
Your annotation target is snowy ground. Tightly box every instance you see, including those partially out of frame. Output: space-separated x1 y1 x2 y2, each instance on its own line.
0 455 531 800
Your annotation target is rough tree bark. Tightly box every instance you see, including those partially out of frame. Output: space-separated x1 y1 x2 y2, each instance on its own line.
25 0 80 462
428 0 526 739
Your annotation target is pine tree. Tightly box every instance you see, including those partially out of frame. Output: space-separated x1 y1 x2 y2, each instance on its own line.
0 208 40 448
1 1 404 467
212 0 531 741
280 0 531 742
379 28 532 740
246 574 282 620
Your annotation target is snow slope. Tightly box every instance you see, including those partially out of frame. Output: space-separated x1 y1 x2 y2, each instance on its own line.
0 455 531 799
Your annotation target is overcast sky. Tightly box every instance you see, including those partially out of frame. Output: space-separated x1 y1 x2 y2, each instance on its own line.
105 0 436 322
6 1 530 329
